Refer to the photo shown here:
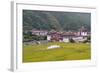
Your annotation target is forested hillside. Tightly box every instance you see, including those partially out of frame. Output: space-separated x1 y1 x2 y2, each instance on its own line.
23 10 91 31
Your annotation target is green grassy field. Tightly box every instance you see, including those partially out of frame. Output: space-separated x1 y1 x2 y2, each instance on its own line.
23 42 91 63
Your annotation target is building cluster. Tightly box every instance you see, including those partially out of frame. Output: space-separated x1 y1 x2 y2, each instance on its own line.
31 27 90 42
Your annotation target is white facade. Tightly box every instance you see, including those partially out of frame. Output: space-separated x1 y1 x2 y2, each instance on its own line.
63 37 69 42
73 36 87 42
47 35 87 43
32 30 48 36
47 35 51 41
80 32 87 36
77 31 88 36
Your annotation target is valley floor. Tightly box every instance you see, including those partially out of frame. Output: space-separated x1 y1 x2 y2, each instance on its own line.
23 42 91 63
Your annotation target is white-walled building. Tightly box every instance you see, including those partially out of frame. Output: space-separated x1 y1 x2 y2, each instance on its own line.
31 29 48 36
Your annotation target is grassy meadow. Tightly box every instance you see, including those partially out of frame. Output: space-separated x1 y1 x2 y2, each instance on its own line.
23 42 91 63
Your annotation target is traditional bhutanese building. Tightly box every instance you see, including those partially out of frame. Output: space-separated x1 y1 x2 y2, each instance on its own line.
47 27 90 42
31 29 48 36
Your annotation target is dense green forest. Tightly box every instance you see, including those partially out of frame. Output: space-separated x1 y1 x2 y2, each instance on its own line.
23 10 91 32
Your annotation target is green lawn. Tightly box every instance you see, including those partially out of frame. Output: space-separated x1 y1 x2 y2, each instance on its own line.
23 42 91 63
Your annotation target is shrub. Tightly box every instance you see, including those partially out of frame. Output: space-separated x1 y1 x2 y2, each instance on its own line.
69 38 75 43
